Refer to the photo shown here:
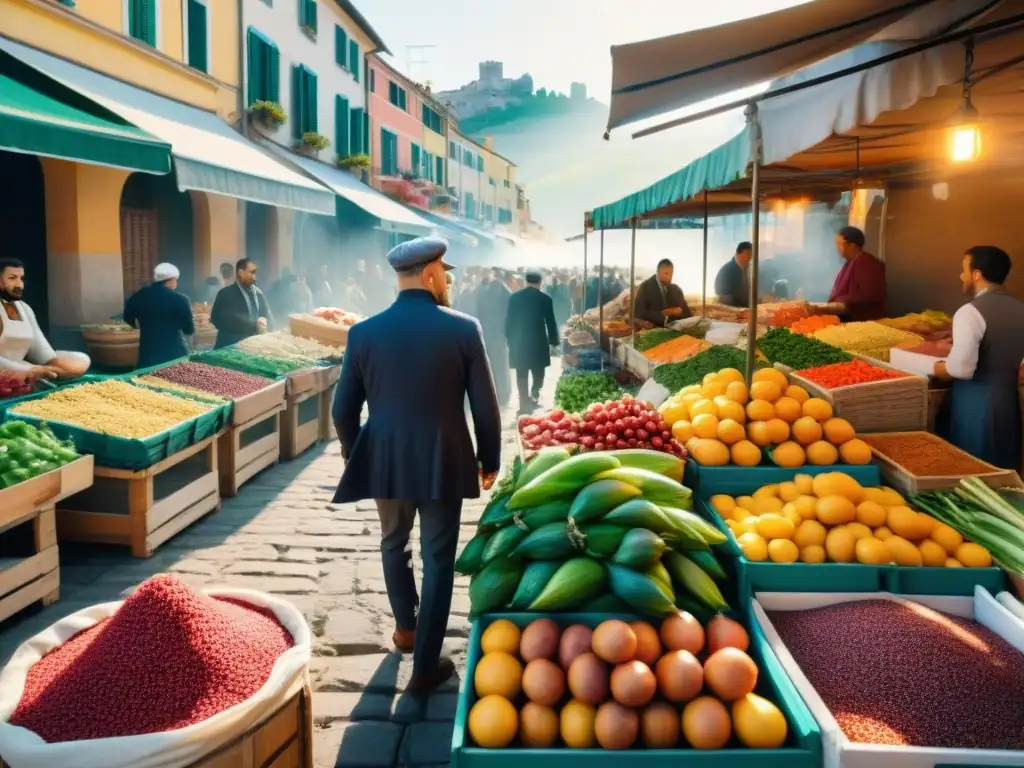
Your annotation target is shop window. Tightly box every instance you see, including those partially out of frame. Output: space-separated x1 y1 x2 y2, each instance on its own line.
126 0 158 47
246 29 280 106
120 208 158 296
185 0 209 74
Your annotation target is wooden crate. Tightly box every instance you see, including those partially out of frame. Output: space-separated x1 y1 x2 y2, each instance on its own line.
280 389 321 460
220 404 284 497
57 434 222 558
232 380 287 426
285 368 321 399
0 504 59 623
319 382 337 442
859 430 1023 496
786 354 927 433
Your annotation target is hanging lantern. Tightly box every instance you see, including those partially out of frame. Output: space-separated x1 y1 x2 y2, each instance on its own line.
948 41 982 163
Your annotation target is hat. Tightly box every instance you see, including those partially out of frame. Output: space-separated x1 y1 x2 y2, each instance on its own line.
386 236 454 273
154 263 180 282
525 271 542 284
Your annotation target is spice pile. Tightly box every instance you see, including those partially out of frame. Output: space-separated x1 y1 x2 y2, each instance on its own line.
554 372 624 414
756 327 852 369
797 359 908 389
788 315 839 335
10 380 213 439
235 331 343 362
860 432 994 477
768 599 1024 749
147 361 273 399
651 346 750 393
642 335 710 364
0 420 79 488
812 322 924 362
10 575 293 742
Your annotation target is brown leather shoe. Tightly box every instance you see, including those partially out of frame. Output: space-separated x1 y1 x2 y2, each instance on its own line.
393 628 415 653
407 658 456 694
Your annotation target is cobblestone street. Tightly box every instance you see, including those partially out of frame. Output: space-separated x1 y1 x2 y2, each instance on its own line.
0 371 556 768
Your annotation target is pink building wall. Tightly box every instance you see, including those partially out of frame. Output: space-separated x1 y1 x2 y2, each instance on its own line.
367 55 423 174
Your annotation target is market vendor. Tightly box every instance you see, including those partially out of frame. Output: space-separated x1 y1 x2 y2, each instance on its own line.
634 259 692 326
210 258 274 348
0 258 90 380
827 226 887 321
713 242 752 307
123 263 195 368
933 245 1024 470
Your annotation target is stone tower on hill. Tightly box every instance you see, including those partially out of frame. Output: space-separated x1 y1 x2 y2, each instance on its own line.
436 61 534 120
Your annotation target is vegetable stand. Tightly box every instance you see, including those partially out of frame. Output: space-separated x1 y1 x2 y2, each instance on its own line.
56 432 223 557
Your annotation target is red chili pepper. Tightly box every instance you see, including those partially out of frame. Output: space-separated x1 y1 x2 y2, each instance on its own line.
798 359 907 389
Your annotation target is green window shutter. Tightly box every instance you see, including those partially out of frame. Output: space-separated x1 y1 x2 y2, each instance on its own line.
130 0 157 47
436 156 444 184
476 155 484 172
267 43 280 102
380 129 388 174
291 65 302 140
309 0 318 33
187 0 208 73
363 110 369 155
349 41 360 82
411 144 420 176
307 70 318 133
335 25 347 68
349 107 363 153
335 95 350 155
246 29 262 105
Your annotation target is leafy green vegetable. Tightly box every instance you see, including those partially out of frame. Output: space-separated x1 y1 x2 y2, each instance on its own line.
633 329 684 353
652 346 752 393
554 372 624 414
756 327 852 369
192 348 310 377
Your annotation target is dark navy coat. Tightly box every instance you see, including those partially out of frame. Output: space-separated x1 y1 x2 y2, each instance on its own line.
332 289 502 502
211 283 274 348
505 287 559 371
123 283 195 368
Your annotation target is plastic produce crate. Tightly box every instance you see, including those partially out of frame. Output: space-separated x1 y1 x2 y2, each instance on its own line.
695 469 1005 600
451 612 822 768
685 461 880 500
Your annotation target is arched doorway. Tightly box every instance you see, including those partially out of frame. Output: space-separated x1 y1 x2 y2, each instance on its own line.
0 151 48 333
119 172 194 299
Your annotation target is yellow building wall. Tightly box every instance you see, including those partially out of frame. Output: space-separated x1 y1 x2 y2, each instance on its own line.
423 129 448 167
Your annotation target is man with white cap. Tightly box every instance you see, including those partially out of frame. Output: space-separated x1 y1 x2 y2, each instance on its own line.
123 262 195 368
332 236 502 693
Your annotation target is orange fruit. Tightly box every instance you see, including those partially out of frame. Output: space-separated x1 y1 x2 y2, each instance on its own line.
746 399 775 422
765 418 790 444
773 397 802 423
691 413 720 439
822 417 855 445
730 440 762 467
752 368 789 390
671 420 694 443
801 398 833 421
791 416 823 446
746 421 771 447
784 384 810 404
716 399 747 423
718 367 745 384
770 441 805 469
839 438 872 465
690 399 718 419
725 381 749 405
749 380 782 404
717 419 746 445
805 440 838 466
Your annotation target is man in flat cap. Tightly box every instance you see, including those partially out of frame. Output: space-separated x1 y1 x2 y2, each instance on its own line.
506 270 559 411
123 262 195 368
332 236 502 693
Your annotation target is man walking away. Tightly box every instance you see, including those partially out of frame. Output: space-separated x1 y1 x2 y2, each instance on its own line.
507 271 559 412
211 258 273 348
123 263 195 368
332 237 502 692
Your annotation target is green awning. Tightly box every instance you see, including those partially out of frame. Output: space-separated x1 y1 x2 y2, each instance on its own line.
0 52 171 174
590 126 751 229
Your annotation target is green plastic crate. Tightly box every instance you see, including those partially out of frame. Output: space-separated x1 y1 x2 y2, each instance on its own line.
451 612 822 768
685 461 881 500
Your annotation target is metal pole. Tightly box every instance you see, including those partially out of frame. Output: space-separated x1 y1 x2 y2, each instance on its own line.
581 216 589 316
701 190 709 319
629 219 637 349
598 229 605 370
745 104 762 387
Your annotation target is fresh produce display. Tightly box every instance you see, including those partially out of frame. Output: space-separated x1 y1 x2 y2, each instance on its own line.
0 370 34 399
659 367 872 468
642 336 710 364
465 615 790 751
651 346 751 394
860 431 995 476
459 449 732 617
787 315 839 334
8 575 293 742
133 376 227 403
767 598 1024 748
708 472 994 567
632 328 683 353
235 330 343 362
10 380 214 439
878 310 952 337
566 329 596 347
796 359 908 389
763 302 811 327
0 419 79 488
147 360 274 399
913 478 1024 575
519 398 685 456
554 372 624 415
812 321 924 362
192 347 311 378
755 327 852 369
311 307 362 326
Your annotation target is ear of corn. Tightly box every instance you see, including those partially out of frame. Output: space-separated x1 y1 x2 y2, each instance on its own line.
660 506 728 546
685 548 728 582
608 564 677 616
478 494 515 532
454 531 490 575
568 479 643 524
608 449 684 481
611 528 667 570
469 557 525 616
513 501 570 531
579 523 630 558
508 453 621 509
528 558 607 611
509 561 562 609
602 498 679 534
593 467 692 507
481 525 528 566
580 593 633 613
513 522 580 560
516 446 572 489
648 560 673 591
662 550 729 612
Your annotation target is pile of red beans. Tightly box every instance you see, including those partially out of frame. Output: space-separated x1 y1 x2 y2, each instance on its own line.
10 575 293 742
152 361 272 399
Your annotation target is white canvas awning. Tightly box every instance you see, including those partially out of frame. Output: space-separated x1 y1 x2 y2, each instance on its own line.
606 0 1001 132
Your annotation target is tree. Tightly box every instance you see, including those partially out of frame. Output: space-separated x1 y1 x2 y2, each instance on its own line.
536 87 548 99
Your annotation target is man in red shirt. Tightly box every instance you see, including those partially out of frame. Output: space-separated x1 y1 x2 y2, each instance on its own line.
827 226 887 321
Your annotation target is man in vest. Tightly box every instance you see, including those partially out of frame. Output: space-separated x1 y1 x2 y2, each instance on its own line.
934 245 1024 470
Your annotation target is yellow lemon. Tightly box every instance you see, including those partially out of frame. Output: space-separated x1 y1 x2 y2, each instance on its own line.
730 440 762 467
793 474 814 495
805 441 839 466
773 397 803 423
793 495 818 519
845 522 873 541
717 399 747 423
929 522 963 555
793 519 827 549
946 557 964 568
753 484 779 499
736 495 756 509
873 526 893 540
799 544 827 563
691 414 720 440
756 514 795 541
718 367 745 384
778 481 800 502
911 513 935 541
710 495 737 516
737 532 768 561
918 539 948 567
660 402 689 425
886 506 917 539
825 527 856 562
855 501 888 528
816 495 856 526
784 384 810 404
750 380 783 404
736 516 760 536
781 503 802 529
885 535 923 566
690 399 719 419
752 368 790 390
955 542 992 568
746 400 775 422
767 539 799 563
671 420 695 443
717 419 746 445
753 496 784 515
726 380 749 405
802 398 833 421
855 537 892 565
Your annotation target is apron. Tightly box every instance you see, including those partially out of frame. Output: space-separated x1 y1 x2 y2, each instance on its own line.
0 301 36 366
